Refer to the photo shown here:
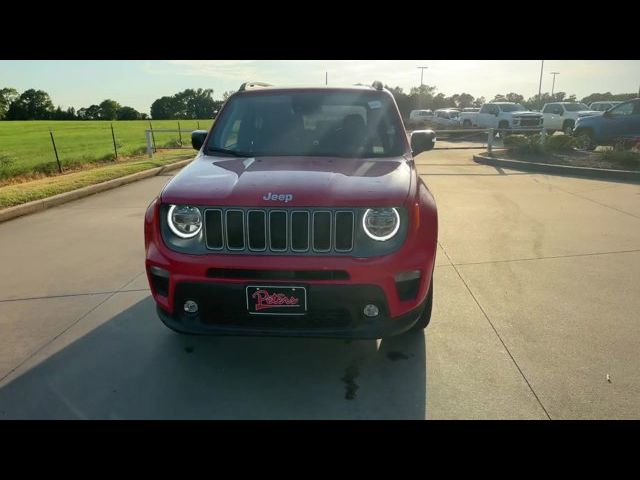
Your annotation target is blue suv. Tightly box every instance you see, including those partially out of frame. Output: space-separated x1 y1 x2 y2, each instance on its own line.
573 98 640 150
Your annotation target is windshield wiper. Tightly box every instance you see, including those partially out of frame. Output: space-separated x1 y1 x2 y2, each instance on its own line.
206 146 253 157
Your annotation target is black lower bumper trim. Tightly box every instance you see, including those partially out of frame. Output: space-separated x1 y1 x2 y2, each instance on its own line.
156 282 424 339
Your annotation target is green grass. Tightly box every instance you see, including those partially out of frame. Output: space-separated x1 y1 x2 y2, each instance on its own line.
0 151 192 209
0 119 213 179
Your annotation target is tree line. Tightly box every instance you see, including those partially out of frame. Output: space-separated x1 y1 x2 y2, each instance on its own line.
0 87 234 121
0 84 637 122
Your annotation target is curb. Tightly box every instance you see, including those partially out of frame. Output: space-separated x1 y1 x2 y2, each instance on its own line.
473 154 640 184
0 158 192 224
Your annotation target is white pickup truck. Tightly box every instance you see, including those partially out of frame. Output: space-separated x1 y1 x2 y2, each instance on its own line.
474 102 543 132
541 102 601 135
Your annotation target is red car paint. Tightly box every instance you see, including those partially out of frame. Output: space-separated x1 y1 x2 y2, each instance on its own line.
144 85 438 337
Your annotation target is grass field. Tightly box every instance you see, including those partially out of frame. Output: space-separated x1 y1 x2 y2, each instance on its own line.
0 119 213 179
0 151 192 209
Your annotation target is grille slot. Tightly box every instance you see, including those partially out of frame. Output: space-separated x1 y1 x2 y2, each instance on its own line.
204 209 223 249
334 211 354 251
291 211 310 251
269 211 287 251
225 210 245 250
205 208 356 254
313 211 332 252
247 210 266 251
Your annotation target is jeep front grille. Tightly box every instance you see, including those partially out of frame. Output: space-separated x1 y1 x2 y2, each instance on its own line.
204 208 355 254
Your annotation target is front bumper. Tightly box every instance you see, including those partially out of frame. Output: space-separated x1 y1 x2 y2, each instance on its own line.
156 282 426 339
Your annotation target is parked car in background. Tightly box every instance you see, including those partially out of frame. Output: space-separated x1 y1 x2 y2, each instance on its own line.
475 102 543 133
431 108 460 128
573 98 640 150
541 102 601 135
459 108 480 128
589 101 623 112
408 109 434 128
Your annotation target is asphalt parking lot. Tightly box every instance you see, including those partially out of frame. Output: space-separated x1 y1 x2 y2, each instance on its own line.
1 142 639 419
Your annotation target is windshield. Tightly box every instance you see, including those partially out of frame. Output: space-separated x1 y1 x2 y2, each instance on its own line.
500 104 526 112
564 103 590 111
208 91 406 158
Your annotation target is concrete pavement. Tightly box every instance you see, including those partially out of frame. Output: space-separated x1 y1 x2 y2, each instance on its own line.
1 143 639 419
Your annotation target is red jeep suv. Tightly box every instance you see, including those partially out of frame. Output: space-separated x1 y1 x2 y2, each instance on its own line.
144 82 438 338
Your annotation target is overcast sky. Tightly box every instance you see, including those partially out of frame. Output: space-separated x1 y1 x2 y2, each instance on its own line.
1 60 639 113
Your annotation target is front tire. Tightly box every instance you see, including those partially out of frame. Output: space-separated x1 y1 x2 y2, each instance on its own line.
562 120 575 136
576 130 596 151
409 276 433 332
498 120 510 138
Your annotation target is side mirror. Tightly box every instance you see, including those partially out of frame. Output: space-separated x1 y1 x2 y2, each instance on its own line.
493 111 499 116
558 111 564 116
191 130 208 151
410 130 435 155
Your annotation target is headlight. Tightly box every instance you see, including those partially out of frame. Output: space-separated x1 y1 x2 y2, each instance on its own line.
362 208 400 241
167 205 202 238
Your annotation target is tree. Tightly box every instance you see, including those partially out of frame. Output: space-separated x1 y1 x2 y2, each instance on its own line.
222 90 236 101
117 106 142 120
385 85 413 118
0 87 18 120
580 92 637 105
505 92 524 104
99 99 121 120
150 96 180 119
450 93 475 109
472 96 486 108
6 89 54 120
150 88 219 119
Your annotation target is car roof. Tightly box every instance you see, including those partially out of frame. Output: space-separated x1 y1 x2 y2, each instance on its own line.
235 84 385 94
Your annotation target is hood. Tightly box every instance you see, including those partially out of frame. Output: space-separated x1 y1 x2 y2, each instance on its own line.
577 110 602 117
513 111 543 117
161 154 413 207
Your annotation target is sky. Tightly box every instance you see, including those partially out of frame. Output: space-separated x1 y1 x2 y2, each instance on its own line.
1 60 639 114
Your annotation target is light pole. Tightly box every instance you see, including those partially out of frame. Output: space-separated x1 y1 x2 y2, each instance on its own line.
537 60 544 108
417 66 428 86
550 72 560 96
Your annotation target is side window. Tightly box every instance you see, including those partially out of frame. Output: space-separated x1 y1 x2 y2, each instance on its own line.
489 105 499 115
609 102 634 117
632 101 640 115
542 104 556 113
479 105 489 114
554 105 564 114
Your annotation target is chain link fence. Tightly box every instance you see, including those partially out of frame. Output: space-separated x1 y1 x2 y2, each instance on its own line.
0 120 213 181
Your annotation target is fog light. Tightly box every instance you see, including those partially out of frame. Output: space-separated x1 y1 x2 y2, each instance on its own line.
184 300 199 313
363 304 379 318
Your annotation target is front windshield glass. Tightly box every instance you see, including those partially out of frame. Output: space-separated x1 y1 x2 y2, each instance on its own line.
500 104 526 112
565 103 590 111
208 91 406 158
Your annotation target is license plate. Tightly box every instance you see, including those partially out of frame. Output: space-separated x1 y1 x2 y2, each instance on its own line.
246 285 307 315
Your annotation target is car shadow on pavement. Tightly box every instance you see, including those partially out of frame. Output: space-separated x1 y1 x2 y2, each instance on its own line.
0 296 426 419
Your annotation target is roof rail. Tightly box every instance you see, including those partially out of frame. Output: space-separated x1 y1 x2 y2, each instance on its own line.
238 82 272 91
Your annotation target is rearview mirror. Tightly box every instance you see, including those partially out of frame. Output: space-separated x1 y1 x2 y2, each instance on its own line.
191 130 208 151
410 130 436 155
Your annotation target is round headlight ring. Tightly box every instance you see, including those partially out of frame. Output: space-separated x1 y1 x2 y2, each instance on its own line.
362 207 400 241
167 204 202 239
